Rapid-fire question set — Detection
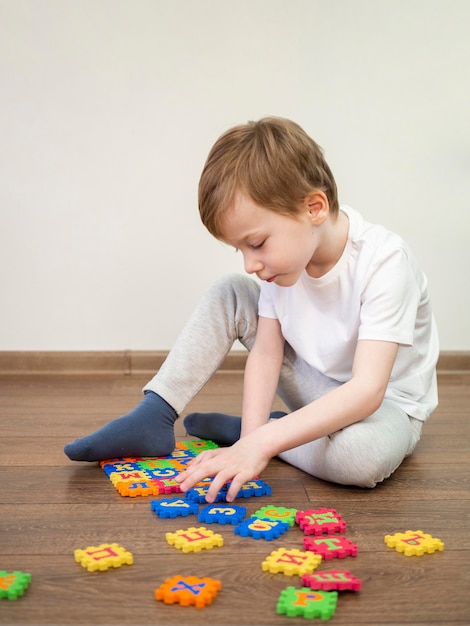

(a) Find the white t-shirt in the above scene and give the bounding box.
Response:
[258,205,439,421]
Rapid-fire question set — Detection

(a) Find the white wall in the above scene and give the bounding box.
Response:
[0,0,468,351]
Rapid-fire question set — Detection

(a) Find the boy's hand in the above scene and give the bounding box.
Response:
[175,435,271,502]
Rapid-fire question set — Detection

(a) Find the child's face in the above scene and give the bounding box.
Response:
[220,193,320,287]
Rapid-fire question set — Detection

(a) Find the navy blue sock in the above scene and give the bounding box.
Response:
[183,410,287,446]
[64,391,177,461]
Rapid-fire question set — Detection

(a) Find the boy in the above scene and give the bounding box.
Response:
[65,117,439,503]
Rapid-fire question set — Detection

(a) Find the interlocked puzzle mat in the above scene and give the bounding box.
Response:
[100,440,272,501]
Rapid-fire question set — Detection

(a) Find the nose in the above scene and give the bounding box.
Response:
[243,251,263,275]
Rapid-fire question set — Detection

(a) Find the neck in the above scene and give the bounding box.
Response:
[306,210,349,278]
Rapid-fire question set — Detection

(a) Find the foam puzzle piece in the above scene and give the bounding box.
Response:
[276,586,338,620]
[100,440,218,498]
[155,575,221,608]
[234,517,290,541]
[185,484,228,503]
[254,506,297,527]
[198,503,247,525]
[0,571,32,600]
[165,527,224,553]
[230,478,272,499]
[262,547,322,576]
[302,569,362,591]
[74,543,134,572]
[303,535,358,560]
[151,497,199,519]
[296,508,346,536]
[384,530,444,556]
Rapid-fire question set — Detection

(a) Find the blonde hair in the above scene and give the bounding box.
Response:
[198,117,339,239]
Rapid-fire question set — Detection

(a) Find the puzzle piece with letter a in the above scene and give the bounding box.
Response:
[276,586,338,620]
[384,530,444,556]
[74,542,134,572]
[262,547,322,576]
[155,575,221,608]
[0,571,32,600]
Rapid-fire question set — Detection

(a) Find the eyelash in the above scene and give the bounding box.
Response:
[251,240,265,250]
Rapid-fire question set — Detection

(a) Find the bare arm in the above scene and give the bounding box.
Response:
[177,339,399,501]
[240,315,284,437]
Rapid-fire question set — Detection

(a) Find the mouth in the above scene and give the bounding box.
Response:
[265,275,277,283]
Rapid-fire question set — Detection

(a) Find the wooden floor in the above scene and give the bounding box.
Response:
[0,371,469,625]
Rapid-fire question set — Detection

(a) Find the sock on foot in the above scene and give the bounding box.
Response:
[183,410,287,446]
[64,391,177,461]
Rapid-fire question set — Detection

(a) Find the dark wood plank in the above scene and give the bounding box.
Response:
[0,373,469,625]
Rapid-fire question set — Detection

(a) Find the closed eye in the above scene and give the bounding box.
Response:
[250,240,265,250]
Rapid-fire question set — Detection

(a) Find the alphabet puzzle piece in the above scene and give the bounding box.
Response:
[302,569,362,591]
[229,478,272,499]
[165,527,224,552]
[262,547,322,576]
[198,503,247,525]
[155,575,221,608]
[234,516,290,541]
[254,506,297,527]
[151,497,199,519]
[384,530,444,556]
[74,542,133,572]
[0,571,32,600]
[303,535,358,560]
[101,440,218,497]
[296,508,346,535]
[276,586,338,620]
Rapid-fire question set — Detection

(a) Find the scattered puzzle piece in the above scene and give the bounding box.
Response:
[74,543,134,572]
[198,503,247,525]
[302,569,362,591]
[155,575,221,608]
[234,517,290,541]
[276,586,338,620]
[0,571,32,600]
[384,530,444,556]
[254,506,297,527]
[114,480,162,497]
[303,535,358,560]
[166,527,224,552]
[151,497,199,519]
[296,508,346,535]
[262,547,322,576]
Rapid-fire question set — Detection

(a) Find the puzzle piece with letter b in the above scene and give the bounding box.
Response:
[384,530,444,556]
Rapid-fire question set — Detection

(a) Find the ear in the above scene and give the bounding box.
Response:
[304,190,329,225]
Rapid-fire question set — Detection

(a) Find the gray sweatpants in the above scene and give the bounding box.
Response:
[144,274,423,488]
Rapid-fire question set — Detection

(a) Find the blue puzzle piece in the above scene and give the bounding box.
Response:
[185,484,228,503]
[198,503,247,525]
[151,497,199,519]
[234,516,290,540]
[229,478,272,499]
